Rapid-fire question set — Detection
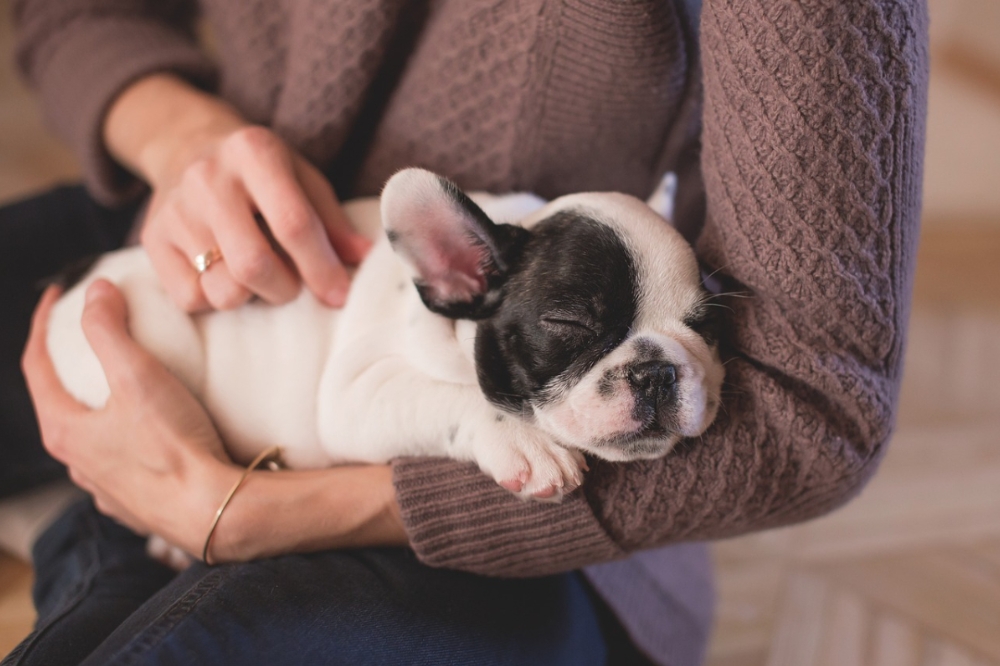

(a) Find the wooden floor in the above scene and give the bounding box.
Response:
[2,0,1000,663]
[0,557,32,657]
[707,235,1000,665]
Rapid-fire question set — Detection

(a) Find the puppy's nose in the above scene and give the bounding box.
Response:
[627,361,676,403]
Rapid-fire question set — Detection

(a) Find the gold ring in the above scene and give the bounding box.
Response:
[193,248,223,275]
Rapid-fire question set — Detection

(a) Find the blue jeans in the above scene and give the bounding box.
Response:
[1,187,649,665]
[4,500,612,666]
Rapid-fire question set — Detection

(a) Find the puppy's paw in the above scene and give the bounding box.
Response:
[473,421,587,502]
[521,445,588,502]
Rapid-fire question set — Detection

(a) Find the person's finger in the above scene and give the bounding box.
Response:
[200,178,299,306]
[21,286,89,421]
[194,254,255,311]
[164,200,256,311]
[295,156,372,266]
[144,231,211,312]
[233,132,351,306]
[80,280,168,395]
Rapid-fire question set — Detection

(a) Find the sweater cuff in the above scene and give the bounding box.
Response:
[31,16,216,206]
[392,458,625,577]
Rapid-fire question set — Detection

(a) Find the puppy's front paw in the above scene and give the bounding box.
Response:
[472,419,587,502]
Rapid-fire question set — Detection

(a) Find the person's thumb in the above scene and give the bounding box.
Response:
[81,280,156,392]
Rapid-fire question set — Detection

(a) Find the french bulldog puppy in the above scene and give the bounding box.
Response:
[46,169,724,505]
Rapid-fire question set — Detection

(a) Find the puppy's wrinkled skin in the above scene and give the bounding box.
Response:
[47,169,723,502]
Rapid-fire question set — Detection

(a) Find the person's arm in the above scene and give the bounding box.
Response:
[15,3,370,312]
[22,282,407,563]
[206,465,407,561]
[388,0,931,577]
[12,0,213,205]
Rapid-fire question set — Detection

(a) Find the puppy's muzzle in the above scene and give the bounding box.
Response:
[627,360,677,430]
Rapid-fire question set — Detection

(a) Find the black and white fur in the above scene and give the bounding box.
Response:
[47,169,724,504]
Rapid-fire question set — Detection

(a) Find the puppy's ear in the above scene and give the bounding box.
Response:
[381,169,528,319]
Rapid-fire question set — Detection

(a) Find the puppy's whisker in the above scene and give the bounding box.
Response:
[701,302,734,313]
[710,290,751,300]
[700,263,731,283]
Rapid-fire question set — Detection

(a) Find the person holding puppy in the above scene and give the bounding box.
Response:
[2,0,928,664]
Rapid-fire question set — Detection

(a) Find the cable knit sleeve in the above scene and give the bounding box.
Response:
[12,0,216,205]
[392,0,929,577]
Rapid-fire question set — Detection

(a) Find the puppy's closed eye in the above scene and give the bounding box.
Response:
[539,312,597,337]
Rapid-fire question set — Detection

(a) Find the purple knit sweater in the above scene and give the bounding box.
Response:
[14,0,929,662]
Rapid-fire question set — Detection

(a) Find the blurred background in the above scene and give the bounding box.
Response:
[1,1,999,663]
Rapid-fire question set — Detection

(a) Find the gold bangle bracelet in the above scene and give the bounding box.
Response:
[202,445,282,566]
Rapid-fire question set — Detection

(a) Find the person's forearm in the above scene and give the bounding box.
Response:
[390,0,930,578]
[103,73,247,187]
[206,463,408,563]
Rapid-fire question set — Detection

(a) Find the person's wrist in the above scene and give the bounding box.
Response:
[365,465,408,547]
[201,463,276,563]
[204,464,409,564]
[138,113,247,190]
[104,73,248,189]
[138,107,247,191]
[185,452,243,559]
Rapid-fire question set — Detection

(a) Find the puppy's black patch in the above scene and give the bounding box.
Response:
[475,210,639,411]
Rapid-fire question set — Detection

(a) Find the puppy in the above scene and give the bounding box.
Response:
[46,169,724,506]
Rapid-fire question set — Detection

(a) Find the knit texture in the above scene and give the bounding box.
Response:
[13,0,215,205]
[13,0,929,578]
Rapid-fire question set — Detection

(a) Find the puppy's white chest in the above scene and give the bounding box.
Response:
[196,292,340,467]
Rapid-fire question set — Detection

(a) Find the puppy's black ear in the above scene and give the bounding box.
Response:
[380,169,528,319]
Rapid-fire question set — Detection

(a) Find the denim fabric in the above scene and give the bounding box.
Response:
[4,500,608,666]
[2,500,176,666]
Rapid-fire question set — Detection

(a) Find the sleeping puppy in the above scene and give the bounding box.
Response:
[46,169,724,507]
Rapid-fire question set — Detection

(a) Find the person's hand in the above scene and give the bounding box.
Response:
[22,281,407,562]
[105,74,371,312]
[21,282,241,555]
[142,124,371,312]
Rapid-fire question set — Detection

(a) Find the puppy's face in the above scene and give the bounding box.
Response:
[382,170,724,461]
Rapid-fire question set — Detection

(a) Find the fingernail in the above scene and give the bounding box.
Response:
[325,286,348,307]
[85,282,106,304]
